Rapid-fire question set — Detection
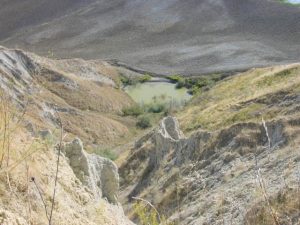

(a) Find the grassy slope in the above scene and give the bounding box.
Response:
[178,63,300,132]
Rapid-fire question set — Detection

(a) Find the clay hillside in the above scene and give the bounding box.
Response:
[1,0,300,74]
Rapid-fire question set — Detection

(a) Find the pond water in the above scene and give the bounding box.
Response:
[124,81,192,105]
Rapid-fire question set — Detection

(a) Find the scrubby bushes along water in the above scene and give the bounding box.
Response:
[167,73,225,95]
[122,95,188,129]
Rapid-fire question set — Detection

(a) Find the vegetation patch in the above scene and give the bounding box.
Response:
[122,105,145,117]
[257,67,299,88]
[122,96,177,129]
[167,73,225,95]
[245,188,300,225]
[94,148,118,161]
[133,201,174,225]
[224,103,264,126]
[136,115,152,129]
[120,74,152,86]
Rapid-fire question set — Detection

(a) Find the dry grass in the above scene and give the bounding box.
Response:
[132,199,175,225]
[178,64,300,132]
[36,67,133,113]
[246,188,300,225]
[0,91,49,224]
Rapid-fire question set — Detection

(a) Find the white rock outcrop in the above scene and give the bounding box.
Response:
[157,116,185,141]
[63,138,119,204]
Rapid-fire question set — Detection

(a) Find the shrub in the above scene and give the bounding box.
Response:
[122,105,144,117]
[167,75,182,83]
[175,78,186,89]
[121,74,152,86]
[94,148,118,161]
[139,74,152,83]
[120,76,140,86]
[136,116,151,129]
[133,201,174,225]
[168,74,222,93]
[147,103,166,113]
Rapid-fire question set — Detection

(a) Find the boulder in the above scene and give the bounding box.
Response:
[62,138,119,204]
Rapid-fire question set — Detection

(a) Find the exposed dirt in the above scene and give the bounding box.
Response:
[1,0,300,75]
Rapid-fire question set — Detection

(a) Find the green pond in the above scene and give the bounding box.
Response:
[124,81,192,105]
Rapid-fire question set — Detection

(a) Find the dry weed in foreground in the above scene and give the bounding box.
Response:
[250,118,281,225]
[0,91,64,225]
[133,196,174,225]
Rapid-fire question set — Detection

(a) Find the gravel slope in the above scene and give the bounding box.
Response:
[1,0,300,75]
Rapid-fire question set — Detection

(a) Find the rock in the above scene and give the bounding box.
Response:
[63,138,119,204]
[121,116,298,225]
[157,116,185,140]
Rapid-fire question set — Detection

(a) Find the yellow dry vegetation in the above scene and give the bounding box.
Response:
[178,63,300,132]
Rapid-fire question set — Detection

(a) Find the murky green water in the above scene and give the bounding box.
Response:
[124,82,192,105]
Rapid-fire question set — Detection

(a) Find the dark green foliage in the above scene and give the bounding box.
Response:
[167,73,224,94]
[136,116,151,129]
[120,74,152,86]
[147,103,166,113]
[120,76,138,86]
[122,102,167,117]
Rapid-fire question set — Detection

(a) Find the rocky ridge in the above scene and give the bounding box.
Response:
[120,114,300,224]
[63,138,119,204]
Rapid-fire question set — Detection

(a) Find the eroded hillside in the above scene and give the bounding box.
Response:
[1,45,300,225]
[119,65,300,225]
[0,45,140,149]
[0,46,140,225]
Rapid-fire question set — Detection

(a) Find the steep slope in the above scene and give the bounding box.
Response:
[1,0,300,74]
[119,65,300,224]
[178,63,300,131]
[0,46,137,224]
[0,45,137,149]
[0,129,133,225]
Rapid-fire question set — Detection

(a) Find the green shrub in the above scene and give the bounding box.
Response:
[147,103,166,113]
[168,74,223,93]
[175,78,186,89]
[94,148,118,161]
[122,105,144,117]
[167,75,183,83]
[136,116,151,129]
[120,76,132,85]
[121,74,152,86]
[139,74,152,83]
